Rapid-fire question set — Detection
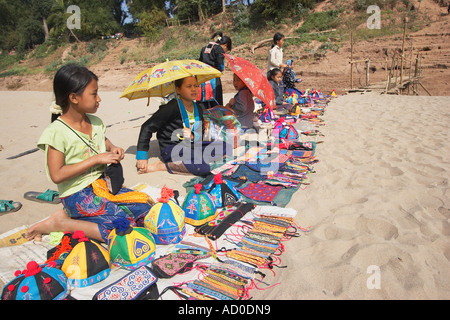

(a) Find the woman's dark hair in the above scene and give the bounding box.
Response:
[267,68,282,80]
[52,63,98,121]
[212,31,232,51]
[272,32,285,48]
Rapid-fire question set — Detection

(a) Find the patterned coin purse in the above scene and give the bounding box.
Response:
[150,253,199,279]
[93,265,159,300]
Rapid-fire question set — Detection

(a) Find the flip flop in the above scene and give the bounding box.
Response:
[0,200,22,216]
[24,189,61,204]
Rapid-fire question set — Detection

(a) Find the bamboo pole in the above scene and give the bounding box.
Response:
[350,31,354,89]
[400,20,407,94]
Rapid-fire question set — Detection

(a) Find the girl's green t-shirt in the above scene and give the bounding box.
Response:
[37,114,106,198]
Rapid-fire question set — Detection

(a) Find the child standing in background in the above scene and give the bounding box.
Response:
[225,73,255,131]
[267,32,288,74]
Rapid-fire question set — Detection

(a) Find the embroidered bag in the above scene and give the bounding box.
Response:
[93,266,159,300]
[107,218,156,270]
[150,253,198,279]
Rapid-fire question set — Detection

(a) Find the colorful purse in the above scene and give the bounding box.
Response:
[93,265,159,300]
[150,253,199,279]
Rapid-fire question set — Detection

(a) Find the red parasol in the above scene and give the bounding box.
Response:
[224,54,276,109]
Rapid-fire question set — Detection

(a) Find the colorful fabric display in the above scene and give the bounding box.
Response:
[195,202,255,240]
[230,164,264,183]
[93,266,159,300]
[59,230,110,288]
[183,183,217,226]
[151,253,200,279]
[144,186,186,245]
[107,218,156,270]
[1,261,69,300]
[238,183,282,204]
[207,173,241,208]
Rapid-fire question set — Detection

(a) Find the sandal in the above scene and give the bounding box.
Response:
[24,189,61,204]
[0,200,22,215]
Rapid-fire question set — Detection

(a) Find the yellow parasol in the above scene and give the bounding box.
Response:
[120,59,221,103]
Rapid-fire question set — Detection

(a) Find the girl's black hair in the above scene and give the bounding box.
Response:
[52,63,98,122]
[267,68,282,80]
[271,32,285,48]
[212,31,232,51]
[174,76,197,89]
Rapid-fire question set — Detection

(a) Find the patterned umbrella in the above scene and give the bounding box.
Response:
[144,186,186,245]
[224,54,276,109]
[120,59,222,101]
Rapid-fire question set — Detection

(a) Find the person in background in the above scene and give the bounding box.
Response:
[267,32,288,75]
[225,73,255,131]
[198,31,232,108]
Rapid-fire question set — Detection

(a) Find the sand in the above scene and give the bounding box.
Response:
[0,90,449,299]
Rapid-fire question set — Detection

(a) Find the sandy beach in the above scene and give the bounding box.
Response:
[0,90,449,299]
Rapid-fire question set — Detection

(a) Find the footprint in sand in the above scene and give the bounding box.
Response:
[356,216,399,240]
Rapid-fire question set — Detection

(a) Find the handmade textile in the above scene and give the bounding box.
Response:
[182,184,217,226]
[206,173,241,208]
[151,253,200,279]
[93,266,159,300]
[92,179,151,204]
[107,218,156,270]
[195,202,255,240]
[60,231,110,288]
[144,186,186,245]
[1,261,69,300]
[61,184,151,242]
[230,164,264,183]
[238,183,282,203]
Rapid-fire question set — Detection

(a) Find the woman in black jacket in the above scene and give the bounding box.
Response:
[136,76,230,176]
[198,31,232,109]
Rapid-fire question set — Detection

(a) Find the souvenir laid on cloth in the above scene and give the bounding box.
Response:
[238,183,282,204]
[183,183,217,226]
[151,252,206,279]
[58,231,110,288]
[230,164,265,183]
[206,173,241,208]
[195,202,255,240]
[144,186,186,245]
[1,261,69,300]
[93,265,159,300]
[107,218,156,270]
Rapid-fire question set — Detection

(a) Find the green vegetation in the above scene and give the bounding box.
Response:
[0,0,429,76]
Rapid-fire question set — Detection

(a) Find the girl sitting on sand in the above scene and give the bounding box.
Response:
[136,76,230,176]
[225,73,255,131]
[26,64,152,242]
[268,68,292,113]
